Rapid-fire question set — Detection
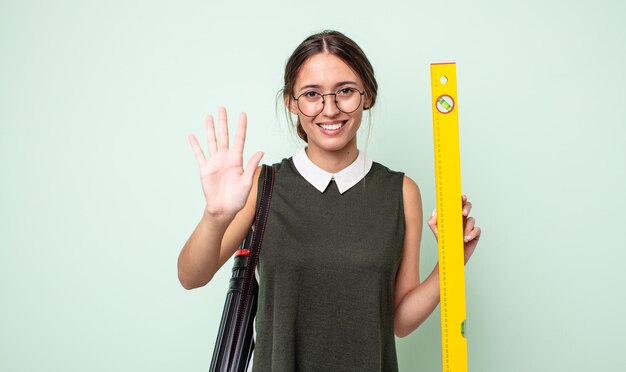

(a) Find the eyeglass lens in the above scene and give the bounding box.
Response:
[297,89,363,117]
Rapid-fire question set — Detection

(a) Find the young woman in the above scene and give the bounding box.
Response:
[178,30,481,371]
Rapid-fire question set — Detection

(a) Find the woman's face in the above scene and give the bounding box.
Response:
[290,53,371,155]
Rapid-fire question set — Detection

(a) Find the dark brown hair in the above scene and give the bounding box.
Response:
[283,30,378,142]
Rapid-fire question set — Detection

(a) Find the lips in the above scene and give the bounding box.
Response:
[317,121,347,132]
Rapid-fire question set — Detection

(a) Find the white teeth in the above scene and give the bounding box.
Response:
[319,123,343,130]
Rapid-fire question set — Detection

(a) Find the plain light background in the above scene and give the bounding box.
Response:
[1,0,625,371]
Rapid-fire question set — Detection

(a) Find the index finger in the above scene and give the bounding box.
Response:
[233,112,247,155]
[462,201,472,217]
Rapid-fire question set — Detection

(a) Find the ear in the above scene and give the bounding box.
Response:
[363,95,373,110]
[285,95,299,115]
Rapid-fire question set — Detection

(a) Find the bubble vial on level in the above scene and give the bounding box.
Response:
[439,98,452,110]
[436,95,454,114]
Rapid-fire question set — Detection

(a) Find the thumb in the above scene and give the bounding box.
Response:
[243,151,265,180]
[428,208,438,236]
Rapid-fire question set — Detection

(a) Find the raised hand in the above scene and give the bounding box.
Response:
[188,107,264,220]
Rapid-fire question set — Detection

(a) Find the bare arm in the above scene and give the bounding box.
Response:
[177,107,264,289]
[177,171,260,289]
[392,177,481,337]
[392,176,436,337]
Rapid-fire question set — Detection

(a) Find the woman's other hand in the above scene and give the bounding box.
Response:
[427,195,481,264]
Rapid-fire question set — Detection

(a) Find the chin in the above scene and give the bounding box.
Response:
[309,136,358,153]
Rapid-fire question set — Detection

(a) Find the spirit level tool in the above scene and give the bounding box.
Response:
[430,62,468,372]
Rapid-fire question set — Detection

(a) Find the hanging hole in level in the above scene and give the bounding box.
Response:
[440,76,448,84]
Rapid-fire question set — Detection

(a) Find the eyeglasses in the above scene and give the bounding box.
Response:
[292,88,365,117]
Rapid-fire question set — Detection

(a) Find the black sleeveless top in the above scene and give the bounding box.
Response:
[253,158,406,372]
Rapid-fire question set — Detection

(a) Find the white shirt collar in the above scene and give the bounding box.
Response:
[292,148,373,194]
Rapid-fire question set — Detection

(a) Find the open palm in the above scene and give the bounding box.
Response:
[189,107,264,218]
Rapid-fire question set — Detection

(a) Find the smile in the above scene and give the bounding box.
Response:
[317,121,346,131]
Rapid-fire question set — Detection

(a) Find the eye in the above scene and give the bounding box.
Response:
[337,87,357,96]
[303,91,320,97]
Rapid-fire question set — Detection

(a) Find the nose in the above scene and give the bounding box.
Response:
[320,94,341,117]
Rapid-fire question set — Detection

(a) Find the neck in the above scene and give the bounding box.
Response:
[305,142,359,173]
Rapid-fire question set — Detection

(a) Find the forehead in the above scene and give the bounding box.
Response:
[295,53,362,89]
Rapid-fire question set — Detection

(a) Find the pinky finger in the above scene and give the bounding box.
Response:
[188,134,207,165]
[464,226,481,243]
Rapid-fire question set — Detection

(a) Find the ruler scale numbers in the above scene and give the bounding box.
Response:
[430,62,468,372]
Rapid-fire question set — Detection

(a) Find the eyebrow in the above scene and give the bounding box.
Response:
[298,81,360,92]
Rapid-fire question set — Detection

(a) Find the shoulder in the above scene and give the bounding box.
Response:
[401,175,423,222]
[371,161,404,177]
[402,175,421,200]
[264,157,294,176]
[369,162,405,188]
[256,158,292,183]
[368,162,419,195]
